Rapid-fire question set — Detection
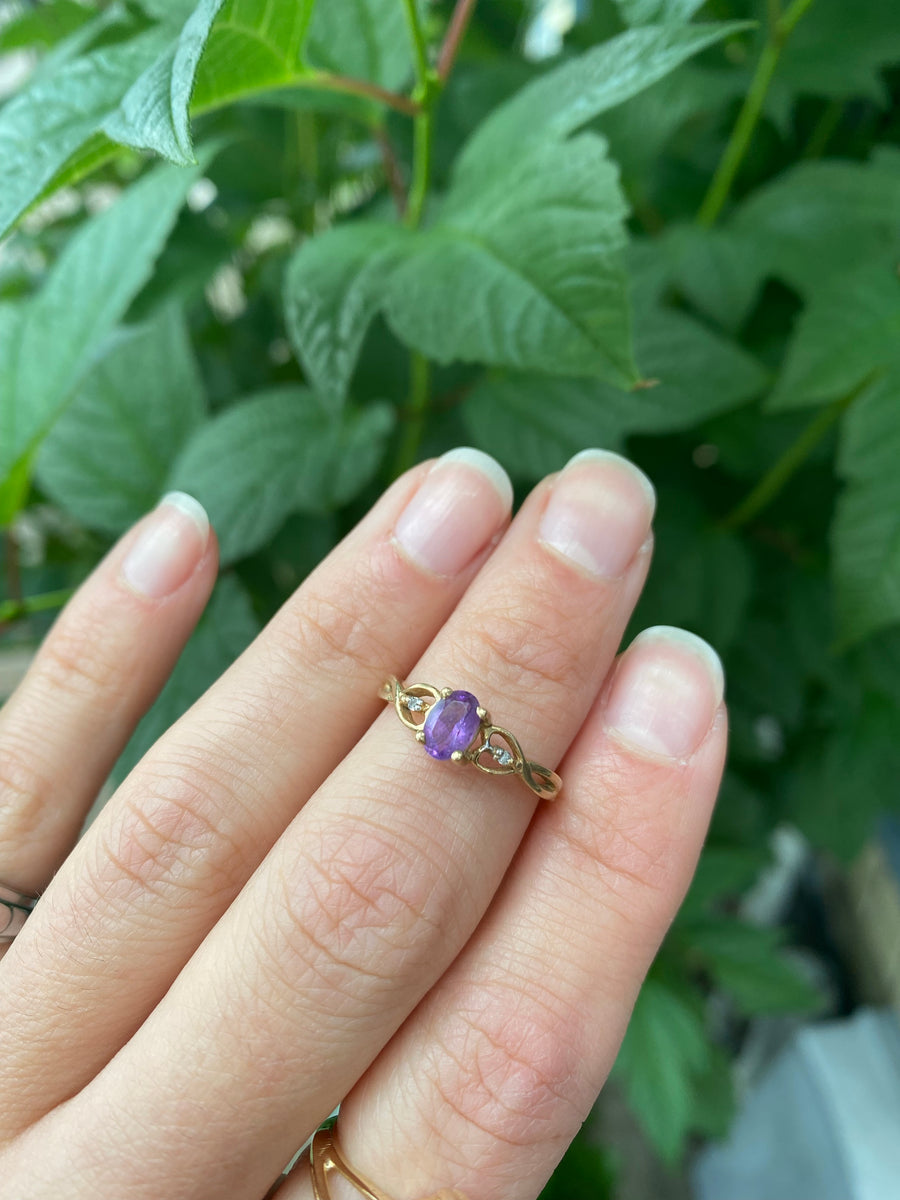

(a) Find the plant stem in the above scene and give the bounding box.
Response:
[390,0,468,478]
[720,379,873,532]
[0,587,74,625]
[438,0,479,79]
[392,351,432,479]
[390,0,478,477]
[304,71,420,116]
[405,107,434,229]
[697,0,817,227]
[374,126,407,216]
[401,0,431,82]
[802,97,843,159]
[4,528,22,605]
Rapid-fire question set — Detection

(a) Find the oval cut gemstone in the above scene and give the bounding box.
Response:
[423,690,481,760]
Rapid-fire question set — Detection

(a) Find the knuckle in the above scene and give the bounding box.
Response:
[88,756,255,910]
[35,607,128,703]
[264,816,454,1017]
[281,577,394,685]
[16,872,119,996]
[0,736,50,844]
[423,986,584,1162]
[552,751,682,922]
[462,588,590,703]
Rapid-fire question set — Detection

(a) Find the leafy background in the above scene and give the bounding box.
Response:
[1,0,899,1191]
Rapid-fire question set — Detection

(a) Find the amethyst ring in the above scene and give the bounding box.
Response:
[380,676,561,800]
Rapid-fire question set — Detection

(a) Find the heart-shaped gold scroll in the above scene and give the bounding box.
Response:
[379,676,562,800]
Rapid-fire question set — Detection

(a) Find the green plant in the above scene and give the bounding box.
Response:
[1,0,899,1183]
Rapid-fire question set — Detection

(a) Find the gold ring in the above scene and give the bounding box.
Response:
[308,1126,468,1200]
[309,1126,392,1200]
[380,676,561,800]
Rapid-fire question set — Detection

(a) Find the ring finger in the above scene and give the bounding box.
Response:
[276,626,728,1200]
[11,450,656,1199]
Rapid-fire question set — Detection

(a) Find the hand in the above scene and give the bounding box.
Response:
[0,447,727,1200]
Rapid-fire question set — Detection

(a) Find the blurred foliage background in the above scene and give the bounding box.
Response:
[1,0,899,1192]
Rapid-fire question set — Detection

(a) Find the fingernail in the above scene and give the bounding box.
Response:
[393,448,513,576]
[121,492,210,599]
[538,449,655,579]
[605,626,725,759]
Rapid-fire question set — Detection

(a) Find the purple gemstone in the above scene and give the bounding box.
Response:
[423,690,482,760]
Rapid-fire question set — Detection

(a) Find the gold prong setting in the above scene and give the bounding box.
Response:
[380,675,562,800]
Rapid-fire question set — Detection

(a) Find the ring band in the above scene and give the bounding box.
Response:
[309,1126,468,1200]
[310,1126,392,1200]
[380,676,562,800]
[0,881,39,944]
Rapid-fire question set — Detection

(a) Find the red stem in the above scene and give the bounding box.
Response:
[375,127,408,216]
[437,0,479,80]
[310,72,421,116]
[4,529,21,605]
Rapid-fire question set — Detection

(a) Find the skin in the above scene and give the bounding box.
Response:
[0,448,727,1200]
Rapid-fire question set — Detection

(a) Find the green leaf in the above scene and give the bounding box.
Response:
[284,222,410,410]
[35,132,123,205]
[456,21,749,185]
[660,223,764,332]
[0,445,35,528]
[833,372,900,644]
[388,135,636,387]
[306,0,420,90]
[614,978,710,1163]
[140,0,200,22]
[733,157,900,305]
[102,0,227,165]
[784,695,900,857]
[687,919,822,1016]
[681,845,769,918]
[597,63,746,186]
[113,574,260,782]
[659,157,900,330]
[463,306,766,475]
[0,0,95,51]
[538,1136,616,1200]
[615,0,708,25]
[776,0,900,105]
[688,1046,736,1141]
[191,0,317,113]
[36,307,206,532]
[769,264,900,411]
[632,488,753,653]
[0,160,201,492]
[168,388,394,564]
[854,626,900,709]
[292,136,642,394]
[728,617,808,750]
[0,26,169,237]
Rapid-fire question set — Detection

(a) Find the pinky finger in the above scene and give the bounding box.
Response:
[0,493,216,900]
[274,625,727,1200]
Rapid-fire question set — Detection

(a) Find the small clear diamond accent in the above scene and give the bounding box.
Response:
[405,695,426,712]
[491,746,514,767]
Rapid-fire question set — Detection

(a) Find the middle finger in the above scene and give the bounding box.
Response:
[18,450,656,1199]
[0,449,511,1134]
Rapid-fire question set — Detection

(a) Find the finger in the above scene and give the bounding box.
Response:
[0,492,216,896]
[24,450,658,1199]
[276,626,728,1200]
[0,449,513,1134]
